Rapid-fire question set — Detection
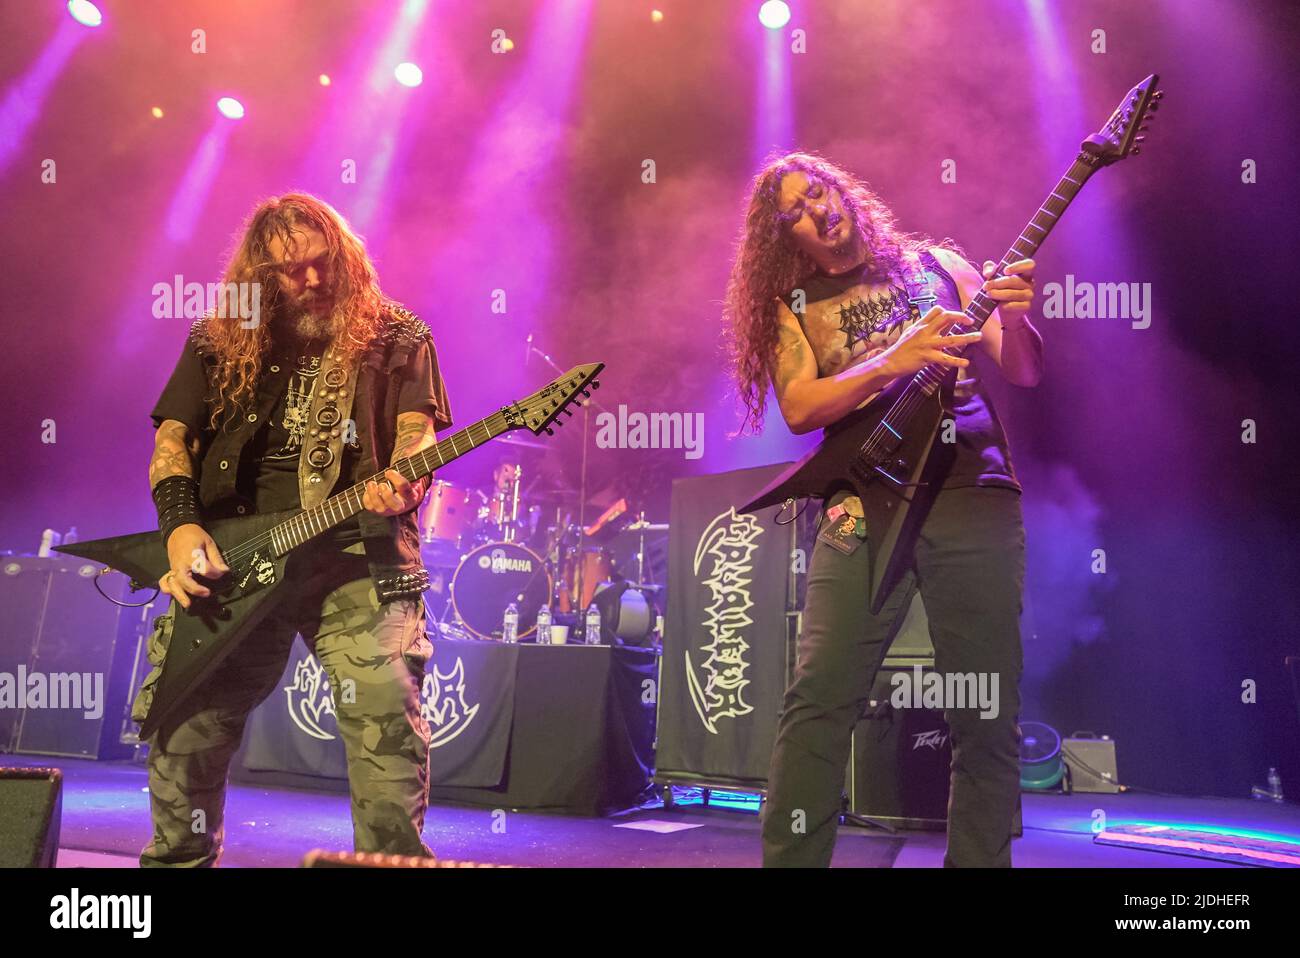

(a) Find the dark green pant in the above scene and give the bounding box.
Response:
[136,545,433,867]
[761,485,1025,867]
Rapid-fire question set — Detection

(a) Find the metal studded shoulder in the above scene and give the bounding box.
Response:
[188,315,216,357]
[382,302,433,350]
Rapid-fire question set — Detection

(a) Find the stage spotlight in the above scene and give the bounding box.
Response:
[216,96,245,119]
[394,62,423,87]
[319,73,331,86]
[651,9,664,22]
[67,0,103,27]
[758,0,790,30]
[150,107,163,119]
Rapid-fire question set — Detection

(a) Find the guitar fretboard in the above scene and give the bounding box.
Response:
[224,408,516,567]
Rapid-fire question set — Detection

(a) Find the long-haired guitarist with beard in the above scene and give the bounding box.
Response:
[725,152,1043,867]
[139,193,452,866]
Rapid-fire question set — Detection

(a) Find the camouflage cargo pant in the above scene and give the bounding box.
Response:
[135,544,433,867]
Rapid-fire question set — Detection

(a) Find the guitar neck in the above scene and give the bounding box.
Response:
[268,408,516,554]
[909,153,1100,395]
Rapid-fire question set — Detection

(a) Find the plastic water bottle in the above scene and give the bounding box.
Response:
[535,603,552,645]
[1268,767,1283,801]
[585,603,602,645]
[63,526,79,545]
[502,602,519,644]
[38,528,61,558]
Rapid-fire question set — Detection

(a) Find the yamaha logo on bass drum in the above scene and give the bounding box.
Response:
[478,548,535,574]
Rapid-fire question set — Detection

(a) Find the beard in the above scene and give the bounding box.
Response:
[278,295,343,343]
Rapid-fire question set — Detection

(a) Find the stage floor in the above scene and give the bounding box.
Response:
[6,754,1297,868]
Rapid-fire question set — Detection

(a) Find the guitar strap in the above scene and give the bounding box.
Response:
[297,345,360,510]
[900,251,958,403]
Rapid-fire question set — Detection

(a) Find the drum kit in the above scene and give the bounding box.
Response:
[418,437,666,646]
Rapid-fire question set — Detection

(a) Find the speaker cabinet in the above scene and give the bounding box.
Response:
[0,555,146,758]
[847,666,1023,834]
[1063,736,1120,793]
[0,767,63,867]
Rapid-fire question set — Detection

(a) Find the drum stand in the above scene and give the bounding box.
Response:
[528,339,609,616]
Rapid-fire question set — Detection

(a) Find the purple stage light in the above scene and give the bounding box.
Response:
[216,96,245,119]
[758,1,790,30]
[66,0,103,28]
[394,62,423,87]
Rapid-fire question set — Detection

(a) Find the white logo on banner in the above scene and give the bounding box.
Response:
[685,507,762,733]
[284,655,336,740]
[421,657,480,748]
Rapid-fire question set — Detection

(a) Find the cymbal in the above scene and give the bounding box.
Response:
[528,487,579,500]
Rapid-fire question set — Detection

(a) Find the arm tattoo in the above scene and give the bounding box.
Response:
[773,324,806,392]
[149,421,200,487]
[391,412,437,464]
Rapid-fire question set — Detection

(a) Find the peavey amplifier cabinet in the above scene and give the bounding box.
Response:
[846,665,1022,833]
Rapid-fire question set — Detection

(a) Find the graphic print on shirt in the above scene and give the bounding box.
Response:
[834,286,917,353]
[266,352,322,461]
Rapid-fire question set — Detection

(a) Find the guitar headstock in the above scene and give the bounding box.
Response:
[508,362,604,436]
[1082,73,1163,166]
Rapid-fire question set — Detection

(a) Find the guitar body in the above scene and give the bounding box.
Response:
[741,377,954,613]
[57,510,296,739]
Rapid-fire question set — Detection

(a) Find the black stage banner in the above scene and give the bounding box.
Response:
[236,637,653,812]
[657,463,794,789]
[237,636,518,789]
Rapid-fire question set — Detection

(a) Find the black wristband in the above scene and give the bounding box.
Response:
[152,475,203,547]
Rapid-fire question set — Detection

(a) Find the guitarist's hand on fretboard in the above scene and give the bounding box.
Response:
[363,468,426,517]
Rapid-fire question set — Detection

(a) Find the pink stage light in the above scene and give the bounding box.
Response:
[216,96,245,119]
[394,62,423,87]
[66,0,103,28]
[758,1,790,30]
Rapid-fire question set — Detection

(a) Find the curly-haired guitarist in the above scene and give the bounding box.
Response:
[725,152,1042,867]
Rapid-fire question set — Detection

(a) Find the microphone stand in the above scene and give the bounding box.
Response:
[527,340,609,624]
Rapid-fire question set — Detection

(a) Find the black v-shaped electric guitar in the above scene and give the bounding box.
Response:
[58,363,603,739]
[741,74,1164,613]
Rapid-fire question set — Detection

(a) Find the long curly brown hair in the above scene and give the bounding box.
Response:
[203,193,388,430]
[723,151,958,434]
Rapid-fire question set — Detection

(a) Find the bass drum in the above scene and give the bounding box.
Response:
[451,542,553,641]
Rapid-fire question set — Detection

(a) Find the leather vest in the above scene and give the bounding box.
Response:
[189,306,437,600]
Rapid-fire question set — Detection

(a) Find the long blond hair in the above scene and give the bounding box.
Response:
[203,193,388,430]
[723,152,956,434]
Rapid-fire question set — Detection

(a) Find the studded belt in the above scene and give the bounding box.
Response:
[375,568,430,603]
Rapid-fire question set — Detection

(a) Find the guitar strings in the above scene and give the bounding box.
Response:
[221,410,512,568]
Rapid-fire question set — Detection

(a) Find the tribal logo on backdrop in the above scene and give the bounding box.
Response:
[421,657,480,748]
[685,507,762,733]
[284,654,337,741]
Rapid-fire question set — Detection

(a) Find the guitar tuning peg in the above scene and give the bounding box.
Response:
[563,407,575,417]
[1135,135,1146,142]
[546,427,555,436]
[1131,147,1141,155]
